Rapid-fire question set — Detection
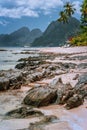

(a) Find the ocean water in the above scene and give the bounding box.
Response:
[0,47,39,70]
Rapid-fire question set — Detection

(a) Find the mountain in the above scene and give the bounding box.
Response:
[0,27,42,47]
[31,17,80,47]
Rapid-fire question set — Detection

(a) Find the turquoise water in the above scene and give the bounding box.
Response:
[0,47,39,70]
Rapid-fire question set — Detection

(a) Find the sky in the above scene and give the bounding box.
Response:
[0,0,83,34]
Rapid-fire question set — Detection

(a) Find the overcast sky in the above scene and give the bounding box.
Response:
[0,0,83,34]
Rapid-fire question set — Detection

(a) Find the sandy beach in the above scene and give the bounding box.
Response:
[0,46,87,130]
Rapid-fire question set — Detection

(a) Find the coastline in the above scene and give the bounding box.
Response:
[0,46,87,130]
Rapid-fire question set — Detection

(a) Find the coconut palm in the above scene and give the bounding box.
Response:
[81,0,87,32]
[58,11,68,23]
[64,2,76,17]
[58,2,76,23]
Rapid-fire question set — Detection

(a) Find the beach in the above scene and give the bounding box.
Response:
[0,46,87,130]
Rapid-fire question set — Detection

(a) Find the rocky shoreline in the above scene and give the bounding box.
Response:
[0,47,87,130]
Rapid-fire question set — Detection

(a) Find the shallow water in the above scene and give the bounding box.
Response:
[0,47,39,70]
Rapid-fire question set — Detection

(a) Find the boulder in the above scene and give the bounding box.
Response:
[9,71,24,89]
[65,94,84,109]
[0,77,9,91]
[29,115,58,130]
[23,86,57,107]
[75,74,87,87]
[0,70,25,91]
[6,107,44,118]
[15,62,27,69]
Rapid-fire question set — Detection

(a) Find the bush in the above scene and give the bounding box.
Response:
[70,32,87,46]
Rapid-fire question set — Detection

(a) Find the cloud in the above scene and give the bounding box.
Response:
[16,0,63,9]
[72,1,82,15]
[0,6,39,18]
[0,0,82,18]
[0,0,63,18]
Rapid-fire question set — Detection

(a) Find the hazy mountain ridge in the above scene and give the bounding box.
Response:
[0,27,42,47]
[31,17,80,47]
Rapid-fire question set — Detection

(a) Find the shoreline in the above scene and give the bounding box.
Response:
[0,46,87,130]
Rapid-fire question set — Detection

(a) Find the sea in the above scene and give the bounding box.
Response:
[0,47,39,70]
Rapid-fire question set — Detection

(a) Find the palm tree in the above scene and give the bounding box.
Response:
[58,11,68,23]
[64,2,76,17]
[58,2,76,23]
[81,0,87,32]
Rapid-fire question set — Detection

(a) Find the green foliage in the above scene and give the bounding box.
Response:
[58,2,75,23]
[58,1,87,46]
[58,11,68,23]
[80,0,87,33]
[70,32,87,46]
[64,2,76,17]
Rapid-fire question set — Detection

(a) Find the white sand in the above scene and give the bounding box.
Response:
[40,46,87,54]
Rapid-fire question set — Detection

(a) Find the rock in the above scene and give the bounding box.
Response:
[65,94,84,109]
[0,49,7,51]
[23,74,87,109]
[29,115,58,130]
[75,74,87,87]
[60,90,74,104]
[15,62,27,69]
[67,55,87,61]
[50,78,73,103]
[0,69,25,91]
[74,74,87,97]
[27,72,43,82]
[77,84,87,98]
[63,74,87,109]
[23,86,57,107]
[0,77,9,91]
[9,71,25,89]
[73,74,79,80]
[78,63,87,69]
[61,63,76,69]
[6,107,44,118]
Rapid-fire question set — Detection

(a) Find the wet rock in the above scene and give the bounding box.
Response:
[60,90,74,104]
[65,94,84,109]
[75,74,87,87]
[6,107,44,118]
[61,63,76,69]
[15,62,27,69]
[20,51,35,54]
[23,86,57,107]
[29,115,58,130]
[27,72,43,82]
[0,77,9,91]
[16,56,47,70]
[50,78,72,99]
[58,74,87,109]
[78,63,87,69]
[23,74,87,109]
[56,84,73,104]
[0,70,25,91]
[0,49,7,51]
[74,74,87,98]
[77,84,87,98]
[8,71,25,89]
[68,55,87,61]
[73,74,79,80]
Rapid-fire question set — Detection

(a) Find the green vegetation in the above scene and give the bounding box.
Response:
[58,2,76,23]
[81,0,87,33]
[58,0,87,46]
[58,11,68,23]
[70,32,87,46]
